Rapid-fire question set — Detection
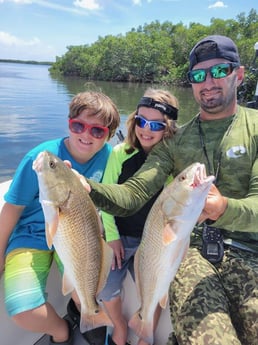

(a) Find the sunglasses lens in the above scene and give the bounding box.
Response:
[135,117,146,128]
[188,69,206,83]
[211,64,231,79]
[69,121,85,133]
[135,116,165,132]
[149,122,166,131]
[90,127,106,139]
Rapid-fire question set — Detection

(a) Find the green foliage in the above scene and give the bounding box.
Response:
[49,9,258,103]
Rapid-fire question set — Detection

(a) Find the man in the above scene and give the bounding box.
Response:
[87,36,258,344]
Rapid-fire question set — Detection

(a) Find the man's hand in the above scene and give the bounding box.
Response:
[107,239,125,270]
[198,184,228,224]
[64,160,91,192]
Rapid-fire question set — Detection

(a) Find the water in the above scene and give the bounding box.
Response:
[0,62,198,182]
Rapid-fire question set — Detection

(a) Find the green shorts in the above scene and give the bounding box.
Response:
[4,248,63,316]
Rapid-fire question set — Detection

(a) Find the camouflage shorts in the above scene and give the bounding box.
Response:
[166,246,258,345]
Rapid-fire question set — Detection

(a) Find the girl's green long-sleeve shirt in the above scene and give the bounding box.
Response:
[101,143,137,242]
[90,106,258,252]
[101,143,166,242]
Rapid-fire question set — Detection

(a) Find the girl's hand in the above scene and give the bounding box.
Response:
[107,239,125,270]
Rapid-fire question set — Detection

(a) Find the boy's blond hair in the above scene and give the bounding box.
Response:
[69,91,120,139]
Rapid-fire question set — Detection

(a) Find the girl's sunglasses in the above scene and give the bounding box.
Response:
[69,119,109,139]
[187,62,240,84]
[134,115,166,132]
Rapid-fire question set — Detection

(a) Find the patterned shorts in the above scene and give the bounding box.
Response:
[4,248,63,316]
[167,246,258,345]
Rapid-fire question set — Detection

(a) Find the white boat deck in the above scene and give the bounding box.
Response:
[0,180,172,345]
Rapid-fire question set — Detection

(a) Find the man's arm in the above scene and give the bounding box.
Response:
[88,140,173,216]
[213,156,258,233]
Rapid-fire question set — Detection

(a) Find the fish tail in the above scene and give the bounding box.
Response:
[79,308,113,333]
[128,311,154,344]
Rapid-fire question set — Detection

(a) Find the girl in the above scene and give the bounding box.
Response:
[99,88,179,345]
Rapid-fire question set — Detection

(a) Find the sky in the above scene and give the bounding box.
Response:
[0,0,257,62]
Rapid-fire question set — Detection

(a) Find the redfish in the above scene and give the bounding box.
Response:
[32,150,113,333]
[128,163,215,343]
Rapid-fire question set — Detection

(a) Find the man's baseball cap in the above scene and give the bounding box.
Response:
[189,35,240,70]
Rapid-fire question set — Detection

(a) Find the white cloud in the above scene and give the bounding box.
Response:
[132,0,152,5]
[0,31,57,61]
[73,0,101,10]
[132,0,142,5]
[0,0,101,14]
[12,0,32,3]
[208,1,228,9]
[0,0,32,3]
[0,31,40,46]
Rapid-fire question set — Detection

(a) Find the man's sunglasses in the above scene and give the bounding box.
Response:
[187,63,240,84]
[134,115,166,132]
[69,119,109,139]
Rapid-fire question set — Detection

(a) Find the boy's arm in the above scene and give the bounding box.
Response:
[0,203,25,276]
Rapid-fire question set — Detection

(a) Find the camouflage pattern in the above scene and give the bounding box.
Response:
[167,245,258,345]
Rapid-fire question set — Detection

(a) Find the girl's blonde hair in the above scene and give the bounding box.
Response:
[125,88,178,153]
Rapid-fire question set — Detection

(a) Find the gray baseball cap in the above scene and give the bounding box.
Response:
[189,35,240,70]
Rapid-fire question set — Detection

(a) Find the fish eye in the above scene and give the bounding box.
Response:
[179,174,186,181]
[49,160,56,169]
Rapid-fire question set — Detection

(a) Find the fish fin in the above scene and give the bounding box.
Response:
[42,201,59,248]
[128,311,154,344]
[45,222,53,248]
[162,223,178,245]
[197,214,207,225]
[181,241,190,262]
[96,238,113,294]
[62,273,74,296]
[159,292,168,309]
[96,212,105,236]
[71,168,89,191]
[133,248,142,302]
[79,307,113,333]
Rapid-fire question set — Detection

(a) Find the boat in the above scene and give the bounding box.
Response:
[0,179,173,345]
